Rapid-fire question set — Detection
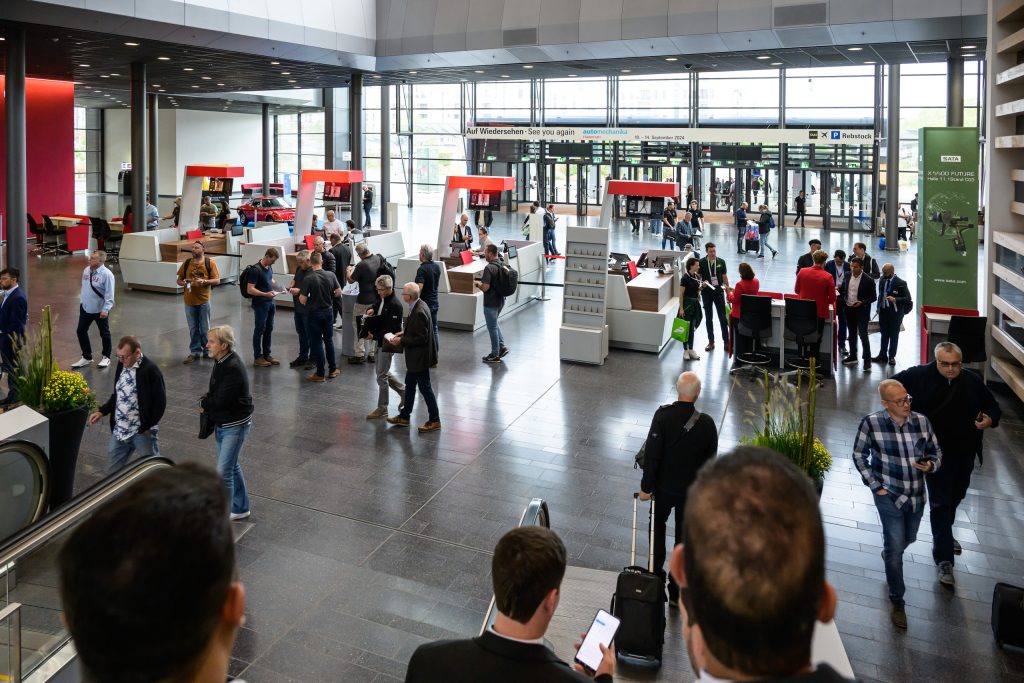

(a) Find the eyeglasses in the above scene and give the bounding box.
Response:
[116,352,136,362]
[883,395,913,407]
[937,361,962,369]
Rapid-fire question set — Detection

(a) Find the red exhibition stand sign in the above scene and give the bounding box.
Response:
[180,164,244,231]
[436,175,514,256]
[294,169,364,239]
[599,180,679,226]
[920,305,979,364]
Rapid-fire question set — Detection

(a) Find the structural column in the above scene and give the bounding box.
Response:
[885,64,900,247]
[5,26,27,290]
[148,93,159,202]
[349,73,364,225]
[380,83,391,227]
[130,62,147,234]
[947,57,965,127]
[871,64,883,233]
[261,103,271,196]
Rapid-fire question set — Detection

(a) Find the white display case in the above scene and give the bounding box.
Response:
[559,226,610,364]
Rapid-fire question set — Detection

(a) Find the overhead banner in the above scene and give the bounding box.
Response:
[464,125,875,146]
[917,127,979,309]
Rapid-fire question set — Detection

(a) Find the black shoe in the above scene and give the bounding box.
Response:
[888,358,896,366]
[347,356,366,365]
[953,538,962,555]
[842,355,858,366]
[482,354,502,364]
[289,356,308,368]
[872,355,887,363]
[498,345,510,358]
[863,360,872,371]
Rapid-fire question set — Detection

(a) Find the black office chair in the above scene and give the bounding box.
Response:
[89,216,105,242]
[100,221,122,263]
[947,315,988,364]
[41,215,69,255]
[731,295,774,379]
[783,297,822,373]
[27,213,46,254]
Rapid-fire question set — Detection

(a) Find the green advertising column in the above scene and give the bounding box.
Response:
[917,127,980,309]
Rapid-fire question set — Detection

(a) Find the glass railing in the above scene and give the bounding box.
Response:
[479,498,550,635]
[0,456,174,683]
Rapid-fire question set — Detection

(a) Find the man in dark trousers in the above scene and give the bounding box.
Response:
[363,274,406,419]
[328,232,353,329]
[824,250,851,357]
[405,526,614,683]
[852,242,880,280]
[0,267,28,406]
[734,202,748,254]
[298,251,342,383]
[838,257,876,371]
[795,239,822,274]
[362,183,374,227]
[639,371,718,604]
[387,283,441,433]
[793,250,837,362]
[894,342,1000,587]
[795,189,807,227]
[698,243,730,352]
[873,263,913,366]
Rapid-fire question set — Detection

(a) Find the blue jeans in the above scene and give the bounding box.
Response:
[294,309,310,360]
[483,303,505,356]
[543,228,557,256]
[185,302,211,356]
[216,421,251,515]
[873,492,925,605]
[107,429,160,473]
[401,369,439,423]
[650,218,661,235]
[429,304,440,351]
[306,308,336,376]
[758,234,775,256]
[252,302,275,358]
[363,205,372,226]
[661,235,677,250]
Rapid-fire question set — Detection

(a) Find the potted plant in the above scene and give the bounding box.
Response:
[741,359,832,493]
[14,305,95,509]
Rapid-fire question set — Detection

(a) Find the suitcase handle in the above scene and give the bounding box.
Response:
[630,492,655,572]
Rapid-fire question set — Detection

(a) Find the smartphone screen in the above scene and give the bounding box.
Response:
[574,609,620,674]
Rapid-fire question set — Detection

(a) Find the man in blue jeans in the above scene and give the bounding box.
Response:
[853,378,941,630]
[176,241,221,364]
[475,245,510,364]
[246,248,280,368]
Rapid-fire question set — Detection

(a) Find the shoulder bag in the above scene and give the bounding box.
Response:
[634,410,703,470]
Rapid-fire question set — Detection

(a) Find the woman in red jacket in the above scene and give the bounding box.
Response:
[728,262,760,355]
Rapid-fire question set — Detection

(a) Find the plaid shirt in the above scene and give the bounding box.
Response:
[853,409,942,512]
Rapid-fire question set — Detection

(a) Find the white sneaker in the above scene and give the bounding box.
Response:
[70,357,91,369]
[229,511,251,521]
[97,357,111,368]
[333,321,344,330]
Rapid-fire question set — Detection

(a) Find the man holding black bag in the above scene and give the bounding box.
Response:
[364,274,406,419]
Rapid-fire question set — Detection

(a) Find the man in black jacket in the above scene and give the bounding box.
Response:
[795,239,822,275]
[893,342,1001,587]
[669,448,852,683]
[405,526,614,683]
[639,371,718,603]
[838,257,877,370]
[329,232,354,329]
[872,263,912,366]
[364,274,406,419]
[388,283,440,433]
[851,242,880,280]
[88,335,166,472]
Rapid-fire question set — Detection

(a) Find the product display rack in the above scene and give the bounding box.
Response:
[559,225,611,365]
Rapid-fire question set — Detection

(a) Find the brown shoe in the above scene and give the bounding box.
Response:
[306,373,326,383]
[347,356,366,365]
[418,421,441,433]
[328,369,341,379]
[253,357,272,367]
[264,355,281,366]
[386,416,410,426]
[367,407,388,419]
[890,604,907,629]
[183,354,197,364]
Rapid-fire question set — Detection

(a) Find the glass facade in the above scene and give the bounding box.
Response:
[74,107,102,194]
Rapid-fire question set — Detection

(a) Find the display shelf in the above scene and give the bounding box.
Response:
[993,294,1024,328]
[995,135,1024,148]
[998,27,1024,53]
[1012,201,1024,217]
[564,253,607,260]
[996,62,1024,85]
[565,281,605,288]
[996,99,1024,117]
[994,229,1024,253]
[561,225,611,364]
[999,0,1024,22]
[992,356,1024,404]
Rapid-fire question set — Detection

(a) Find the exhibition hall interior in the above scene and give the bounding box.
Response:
[3,0,1024,681]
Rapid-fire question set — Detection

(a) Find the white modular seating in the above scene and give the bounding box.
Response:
[606,275,679,354]
[120,227,241,294]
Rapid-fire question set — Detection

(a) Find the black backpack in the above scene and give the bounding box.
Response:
[490,261,519,297]
[182,256,212,278]
[239,263,260,299]
[375,255,396,282]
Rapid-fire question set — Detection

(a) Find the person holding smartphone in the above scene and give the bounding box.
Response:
[852,379,942,630]
[405,527,615,682]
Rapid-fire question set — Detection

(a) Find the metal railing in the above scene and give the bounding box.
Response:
[479,498,550,635]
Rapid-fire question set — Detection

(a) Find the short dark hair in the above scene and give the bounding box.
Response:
[346,219,356,230]
[808,239,821,247]
[683,447,825,677]
[853,242,867,251]
[1,267,20,280]
[117,335,141,353]
[264,247,279,260]
[193,240,205,248]
[492,527,567,623]
[833,249,846,260]
[310,251,323,265]
[704,242,715,250]
[685,257,699,271]
[485,244,499,257]
[329,232,341,243]
[849,256,864,267]
[738,262,755,281]
[59,464,235,683]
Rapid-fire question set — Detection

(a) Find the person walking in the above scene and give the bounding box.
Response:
[201,325,254,521]
[415,244,442,352]
[88,336,166,472]
[660,199,677,250]
[873,263,913,366]
[838,257,876,371]
[824,250,851,357]
[246,248,281,368]
[638,371,718,604]
[853,379,941,629]
[476,244,510,363]
[0,268,27,406]
[364,275,406,418]
[698,243,730,352]
[795,190,806,227]
[387,284,440,433]
[299,251,342,383]
[893,342,1001,587]
[143,194,160,230]
[679,257,704,361]
[543,204,560,259]
[287,250,314,370]
[72,251,116,370]
[734,202,748,254]
[362,184,374,227]
[348,243,384,364]
[757,204,778,259]
[176,240,221,364]
[163,196,181,227]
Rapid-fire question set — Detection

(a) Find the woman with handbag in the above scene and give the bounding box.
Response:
[200,325,255,521]
[679,257,704,361]
[757,204,778,259]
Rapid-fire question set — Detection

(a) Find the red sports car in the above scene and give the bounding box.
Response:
[237,196,296,225]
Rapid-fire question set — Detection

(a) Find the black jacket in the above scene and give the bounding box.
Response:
[837,273,877,310]
[330,242,354,280]
[876,274,912,316]
[858,253,881,280]
[317,248,336,274]
[364,292,404,348]
[405,631,610,683]
[0,285,28,358]
[99,355,166,434]
[403,299,438,372]
[640,401,718,496]
[796,252,815,275]
[200,352,254,426]
[743,664,853,683]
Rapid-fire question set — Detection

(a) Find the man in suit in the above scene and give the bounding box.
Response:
[387,283,441,433]
[698,243,730,352]
[873,263,913,366]
[405,526,615,683]
[0,268,28,406]
[824,250,851,356]
[852,242,880,280]
[838,257,877,371]
[795,239,822,275]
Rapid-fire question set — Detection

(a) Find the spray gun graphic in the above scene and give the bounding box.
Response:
[929,210,975,256]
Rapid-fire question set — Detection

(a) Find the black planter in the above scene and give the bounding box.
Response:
[46,405,89,510]
[814,476,824,499]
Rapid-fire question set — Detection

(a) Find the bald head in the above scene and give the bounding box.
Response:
[402,282,420,300]
[676,372,701,401]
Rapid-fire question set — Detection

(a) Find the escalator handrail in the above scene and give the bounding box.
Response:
[0,455,175,568]
[480,497,550,635]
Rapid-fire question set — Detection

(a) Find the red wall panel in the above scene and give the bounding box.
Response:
[0,77,76,235]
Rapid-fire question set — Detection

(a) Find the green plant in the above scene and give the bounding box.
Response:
[741,359,833,481]
[14,305,94,413]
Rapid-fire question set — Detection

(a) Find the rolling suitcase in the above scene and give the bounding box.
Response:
[992,582,1024,647]
[610,492,664,669]
[745,238,760,253]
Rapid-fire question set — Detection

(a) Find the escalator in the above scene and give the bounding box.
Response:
[0,456,174,683]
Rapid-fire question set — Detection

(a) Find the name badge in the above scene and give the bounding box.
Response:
[710,276,719,287]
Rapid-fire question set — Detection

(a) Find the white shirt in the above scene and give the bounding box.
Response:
[846,272,862,307]
[323,219,346,235]
[487,625,545,646]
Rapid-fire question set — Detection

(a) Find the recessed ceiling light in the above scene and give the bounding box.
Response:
[408,71,417,74]
[771,62,783,66]
[848,47,863,52]
[110,73,120,76]
[962,44,977,49]
[963,53,976,57]
[756,55,770,60]
[568,74,577,77]
[270,61,280,65]
[500,74,509,78]
[474,70,484,74]
[372,75,382,79]
[158,89,165,92]
[523,65,533,69]
[79,63,90,67]
[124,42,139,46]
[157,56,170,61]
[666,57,678,62]
[202,76,211,80]
[281,71,291,75]
[183,67,194,71]
[191,85,199,88]
[621,69,631,73]
[288,79,297,83]
[100,75,109,78]
[864,60,876,64]
[293,85,301,88]
[217,83,225,86]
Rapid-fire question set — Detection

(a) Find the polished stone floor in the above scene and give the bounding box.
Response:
[35,194,1024,681]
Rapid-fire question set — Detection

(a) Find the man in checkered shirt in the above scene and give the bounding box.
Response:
[853,378,941,631]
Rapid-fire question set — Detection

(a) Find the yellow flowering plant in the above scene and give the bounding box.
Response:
[41,370,94,413]
[14,305,95,413]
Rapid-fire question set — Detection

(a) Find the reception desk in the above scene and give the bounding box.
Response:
[607,269,679,353]
[121,227,241,293]
[160,235,227,262]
